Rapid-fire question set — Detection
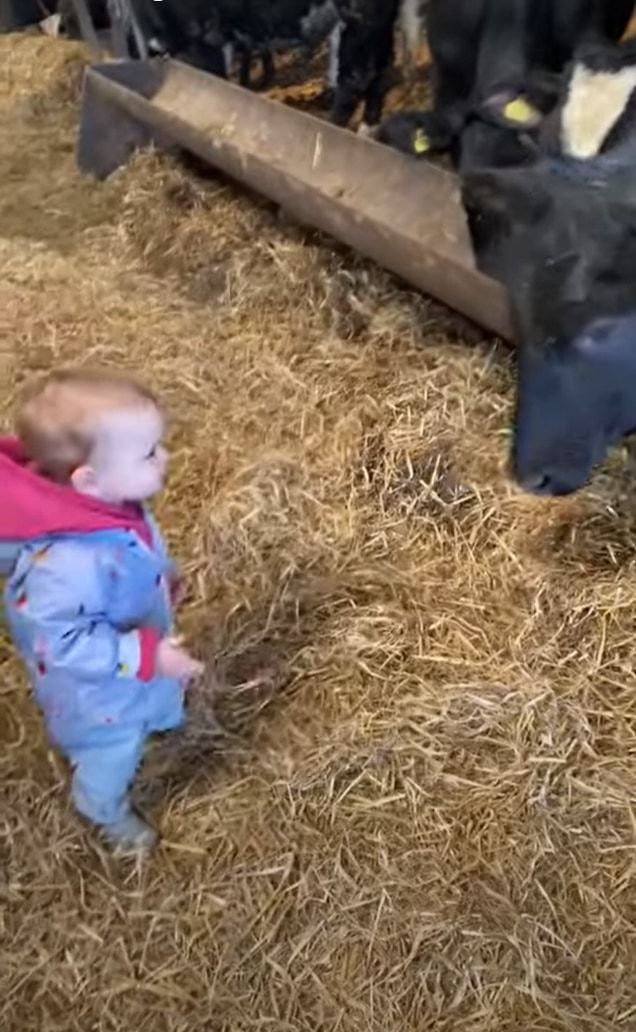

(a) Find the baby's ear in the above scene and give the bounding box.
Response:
[70,465,98,496]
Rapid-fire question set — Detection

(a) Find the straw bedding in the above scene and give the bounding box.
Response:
[2,33,636,1032]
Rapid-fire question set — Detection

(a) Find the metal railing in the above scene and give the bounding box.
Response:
[69,0,147,60]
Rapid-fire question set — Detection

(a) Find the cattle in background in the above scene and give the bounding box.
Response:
[329,0,400,125]
[125,0,228,74]
[462,35,636,495]
[198,1,341,92]
[375,0,635,170]
[129,0,401,128]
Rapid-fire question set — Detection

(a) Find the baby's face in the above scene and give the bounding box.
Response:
[87,405,168,505]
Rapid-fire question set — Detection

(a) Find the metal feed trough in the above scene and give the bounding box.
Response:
[70,0,512,337]
[13,0,507,338]
[78,58,512,339]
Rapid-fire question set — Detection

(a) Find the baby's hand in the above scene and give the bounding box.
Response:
[157,637,203,684]
[169,572,188,608]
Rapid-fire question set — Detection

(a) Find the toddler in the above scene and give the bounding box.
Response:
[0,368,202,851]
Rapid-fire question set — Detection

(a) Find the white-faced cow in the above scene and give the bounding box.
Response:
[376,0,635,170]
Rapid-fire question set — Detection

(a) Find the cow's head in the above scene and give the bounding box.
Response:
[375,92,545,171]
[462,162,636,495]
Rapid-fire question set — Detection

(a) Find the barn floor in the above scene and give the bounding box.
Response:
[3,33,636,1032]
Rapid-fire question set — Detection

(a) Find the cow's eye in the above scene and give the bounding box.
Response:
[573,318,627,357]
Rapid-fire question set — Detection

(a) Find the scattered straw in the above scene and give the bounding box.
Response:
[2,32,636,1032]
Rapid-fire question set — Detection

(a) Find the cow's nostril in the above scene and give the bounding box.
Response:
[519,472,552,495]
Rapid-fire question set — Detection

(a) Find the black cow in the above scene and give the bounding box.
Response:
[130,0,401,127]
[218,1,340,91]
[330,0,401,125]
[129,1,339,88]
[125,0,228,74]
[463,35,636,495]
[376,0,635,170]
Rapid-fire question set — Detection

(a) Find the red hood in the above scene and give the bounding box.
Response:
[0,436,151,545]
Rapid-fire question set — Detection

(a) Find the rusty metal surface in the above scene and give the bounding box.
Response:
[77,59,512,339]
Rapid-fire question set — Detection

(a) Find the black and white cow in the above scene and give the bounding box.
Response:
[463,35,636,495]
[376,0,635,170]
[130,0,401,128]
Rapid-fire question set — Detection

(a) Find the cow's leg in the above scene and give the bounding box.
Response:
[361,25,396,126]
[399,0,422,80]
[316,24,341,109]
[223,43,234,77]
[472,0,529,108]
[238,44,253,87]
[330,2,400,128]
[425,0,484,139]
[375,0,478,157]
[252,48,275,91]
[327,23,341,89]
[329,19,365,125]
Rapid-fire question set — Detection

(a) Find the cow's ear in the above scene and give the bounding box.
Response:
[461,168,553,228]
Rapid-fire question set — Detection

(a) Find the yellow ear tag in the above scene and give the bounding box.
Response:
[412,127,430,153]
[503,97,537,124]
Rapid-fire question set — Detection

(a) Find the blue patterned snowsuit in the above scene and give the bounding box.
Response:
[4,518,185,827]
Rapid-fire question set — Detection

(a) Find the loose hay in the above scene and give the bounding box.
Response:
[2,32,636,1032]
[0,33,88,111]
